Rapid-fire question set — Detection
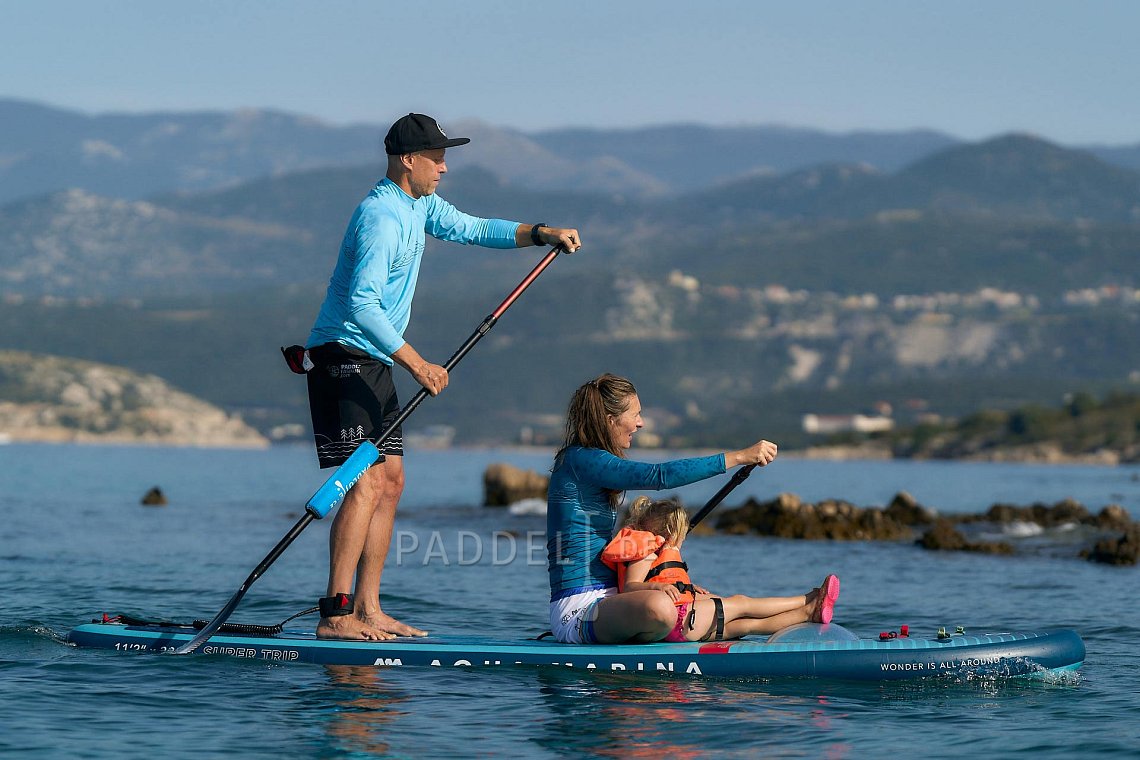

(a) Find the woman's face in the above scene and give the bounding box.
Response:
[607,393,643,450]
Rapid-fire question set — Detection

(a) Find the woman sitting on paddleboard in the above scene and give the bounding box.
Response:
[602,496,838,642]
[546,372,839,644]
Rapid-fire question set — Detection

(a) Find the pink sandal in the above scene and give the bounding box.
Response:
[815,574,840,624]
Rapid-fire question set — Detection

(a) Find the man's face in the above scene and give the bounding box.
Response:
[406,148,447,197]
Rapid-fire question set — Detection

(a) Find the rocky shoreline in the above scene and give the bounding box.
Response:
[714,490,1138,566]
[0,350,267,448]
[482,462,1139,566]
[790,442,1126,466]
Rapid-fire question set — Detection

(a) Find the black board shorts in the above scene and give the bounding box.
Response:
[306,343,403,468]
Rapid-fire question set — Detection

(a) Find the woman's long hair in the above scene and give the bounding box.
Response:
[556,373,637,459]
[553,374,637,506]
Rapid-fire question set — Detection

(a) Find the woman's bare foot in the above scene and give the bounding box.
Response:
[316,615,396,641]
[361,611,428,638]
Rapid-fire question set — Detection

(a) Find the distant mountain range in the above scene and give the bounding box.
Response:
[2,98,1139,447]
[4,97,1140,207]
[4,128,1138,300]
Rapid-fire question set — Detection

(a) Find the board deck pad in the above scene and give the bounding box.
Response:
[67,621,1085,680]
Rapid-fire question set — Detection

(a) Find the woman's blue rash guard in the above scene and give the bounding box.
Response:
[307,178,520,363]
[546,446,726,600]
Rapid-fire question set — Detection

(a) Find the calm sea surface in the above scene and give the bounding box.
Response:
[2,442,1138,758]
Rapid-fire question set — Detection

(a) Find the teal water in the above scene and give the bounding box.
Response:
[2,443,1138,757]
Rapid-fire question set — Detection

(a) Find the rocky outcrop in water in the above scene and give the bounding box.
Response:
[916,519,1014,554]
[713,490,1137,565]
[141,486,168,506]
[477,461,1138,565]
[483,462,549,506]
[1080,523,1140,566]
[715,491,914,541]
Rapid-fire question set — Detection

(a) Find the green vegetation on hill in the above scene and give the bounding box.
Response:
[878,391,1140,462]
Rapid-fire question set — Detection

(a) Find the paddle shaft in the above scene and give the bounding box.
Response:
[688,463,757,531]
[174,245,564,654]
[379,244,564,440]
[173,440,380,654]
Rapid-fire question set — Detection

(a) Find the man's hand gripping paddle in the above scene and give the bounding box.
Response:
[174,245,566,655]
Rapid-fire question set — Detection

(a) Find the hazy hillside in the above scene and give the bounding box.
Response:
[0,99,380,205]
[895,134,1140,221]
[0,99,964,206]
[8,131,1137,302]
[7,97,1140,212]
[2,114,1139,447]
[669,134,1140,224]
[0,188,319,297]
[529,124,959,187]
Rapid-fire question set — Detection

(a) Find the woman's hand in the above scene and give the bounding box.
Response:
[727,439,778,468]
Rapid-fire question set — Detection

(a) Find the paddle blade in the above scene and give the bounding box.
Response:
[171,444,377,655]
[305,441,380,518]
[172,587,246,655]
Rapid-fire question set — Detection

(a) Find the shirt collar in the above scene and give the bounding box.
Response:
[378,177,419,209]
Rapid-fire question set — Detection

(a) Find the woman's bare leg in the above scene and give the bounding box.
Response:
[590,590,677,644]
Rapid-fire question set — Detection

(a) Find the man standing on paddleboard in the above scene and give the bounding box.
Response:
[304,113,581,640]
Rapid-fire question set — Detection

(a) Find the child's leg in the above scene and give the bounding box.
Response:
[682,594,812,641]
[720,608,812,638]
[719,593,808,619]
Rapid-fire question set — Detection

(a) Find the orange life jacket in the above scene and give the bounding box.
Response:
[600,527,696,605]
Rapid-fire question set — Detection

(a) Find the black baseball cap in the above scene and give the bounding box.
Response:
[384,113,471,155]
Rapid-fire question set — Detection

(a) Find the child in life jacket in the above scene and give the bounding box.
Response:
[601,496,840,642]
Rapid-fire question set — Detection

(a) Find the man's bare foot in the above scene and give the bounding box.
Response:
[316,615,396,641]
[361,610,428,637]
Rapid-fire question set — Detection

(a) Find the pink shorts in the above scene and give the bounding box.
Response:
[664,603,691,642]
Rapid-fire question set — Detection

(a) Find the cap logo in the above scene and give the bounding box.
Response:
[437,124,448,137]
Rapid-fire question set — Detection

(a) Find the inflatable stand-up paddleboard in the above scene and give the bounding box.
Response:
[67,619,1084,680]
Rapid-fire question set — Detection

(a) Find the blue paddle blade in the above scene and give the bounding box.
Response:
[305,441,380,518]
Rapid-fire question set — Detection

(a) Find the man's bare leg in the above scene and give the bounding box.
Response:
[317,463,391,640]
[352,455,427,637]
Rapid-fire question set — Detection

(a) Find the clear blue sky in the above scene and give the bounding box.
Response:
[3,0,1138,144]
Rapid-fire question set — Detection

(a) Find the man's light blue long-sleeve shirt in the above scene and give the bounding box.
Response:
[307,178,521,363]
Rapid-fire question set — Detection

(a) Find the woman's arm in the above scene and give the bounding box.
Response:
[569,448,726,492]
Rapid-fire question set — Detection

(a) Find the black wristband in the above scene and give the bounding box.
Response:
[530,223,546,247]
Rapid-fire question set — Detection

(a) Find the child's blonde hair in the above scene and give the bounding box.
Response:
[622,496,690,545]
